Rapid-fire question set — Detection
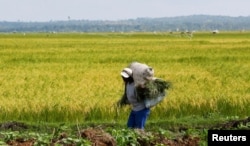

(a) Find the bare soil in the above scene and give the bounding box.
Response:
[2,117,250,146]
[5,128,200,146]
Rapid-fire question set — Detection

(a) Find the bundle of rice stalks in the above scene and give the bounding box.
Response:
[136,78,172,101]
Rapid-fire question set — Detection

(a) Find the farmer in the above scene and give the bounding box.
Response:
[118,65,154,129]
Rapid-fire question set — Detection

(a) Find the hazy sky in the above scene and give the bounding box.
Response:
[1,0,249,22]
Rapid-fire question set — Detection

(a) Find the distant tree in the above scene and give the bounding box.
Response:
[0,15,250,32]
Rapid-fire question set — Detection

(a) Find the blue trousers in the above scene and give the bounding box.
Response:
[127,108,150,129]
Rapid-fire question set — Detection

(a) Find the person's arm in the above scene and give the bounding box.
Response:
[117,84,129,107]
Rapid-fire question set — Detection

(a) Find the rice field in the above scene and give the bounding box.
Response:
[0,32,249,124]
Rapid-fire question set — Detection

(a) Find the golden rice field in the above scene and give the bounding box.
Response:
[0,32,249,123]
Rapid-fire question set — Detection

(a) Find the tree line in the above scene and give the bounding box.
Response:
[0,15,249,32]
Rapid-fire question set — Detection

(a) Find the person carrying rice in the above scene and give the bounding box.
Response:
[118,62,171,129]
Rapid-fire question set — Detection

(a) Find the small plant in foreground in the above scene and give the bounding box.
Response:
[109,128,139,146]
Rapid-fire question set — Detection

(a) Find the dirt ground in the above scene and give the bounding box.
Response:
[1,124,200,146]
[80,128,200,146]
[2,117,250,146]
[5,128,200,146]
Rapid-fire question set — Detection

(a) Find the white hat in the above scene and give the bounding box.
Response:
[121,68,133,78]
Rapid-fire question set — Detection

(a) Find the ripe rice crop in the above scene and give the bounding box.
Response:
[0,32,249,123]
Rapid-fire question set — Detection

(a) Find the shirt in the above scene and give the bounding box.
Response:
[126,82,146,111]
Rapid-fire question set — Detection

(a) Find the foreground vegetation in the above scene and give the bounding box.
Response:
[0,32,249,145]
[0,116,250,145]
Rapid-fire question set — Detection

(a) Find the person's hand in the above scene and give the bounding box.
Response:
[138,83,145,88]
